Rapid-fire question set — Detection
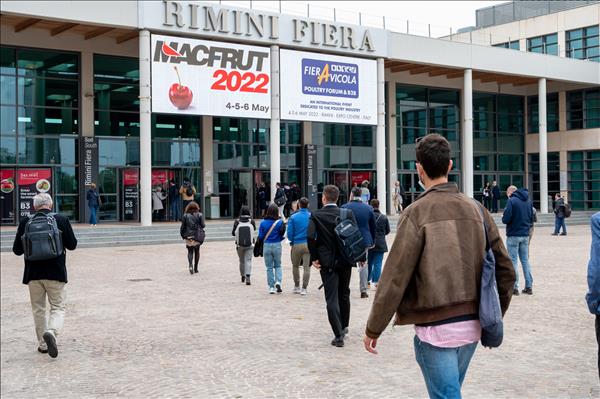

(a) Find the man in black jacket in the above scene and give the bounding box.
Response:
[12,193,77,358]
[307,185,357,347]
[491,180,501,213]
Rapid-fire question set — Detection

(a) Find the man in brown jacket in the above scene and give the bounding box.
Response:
[363,134,515,398]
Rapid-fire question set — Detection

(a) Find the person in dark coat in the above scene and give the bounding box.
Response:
[552,193,567,236]
[307,185,357,348]
[586,212,600,380]
[491,180,501,213]
[367,199,391,289]
[342,187,376,298]
[12,193,77,358]
[180,201,205,275]
[86,183,101,226]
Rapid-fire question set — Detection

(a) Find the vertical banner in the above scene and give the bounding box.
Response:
[0,169,16,224]
[17,169,52,218]
[303,144,318,210]
[80,136,99,224]
[122,168,139,221]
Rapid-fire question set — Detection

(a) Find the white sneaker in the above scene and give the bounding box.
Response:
[293,286,301,294]
[300,288,307,296]
[269,287,276,294]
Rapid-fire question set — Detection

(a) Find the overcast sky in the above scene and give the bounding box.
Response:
[222,1,505,33]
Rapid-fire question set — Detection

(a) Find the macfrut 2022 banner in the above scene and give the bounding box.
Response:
[151,34,271,118]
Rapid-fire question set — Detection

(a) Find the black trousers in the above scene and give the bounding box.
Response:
[596,315,600,381]
[320,267,352,339]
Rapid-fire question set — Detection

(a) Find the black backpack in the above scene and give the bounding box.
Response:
[186,186,194,197]
[22,212,64,261]
[334,208,367,265]
[274,188,287,206]
[564,203,572,218]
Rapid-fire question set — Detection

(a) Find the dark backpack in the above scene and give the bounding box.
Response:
[564,203,572,218]
[235,220,254,247]
[186,186,194,197]
[274,188,287,206]
[474,203,504,348]
[21,212,64,261]
[334,208,367,265]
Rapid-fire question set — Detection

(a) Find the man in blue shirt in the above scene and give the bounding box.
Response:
[502,185,534,296]
[343,187,376,298]
[287,197,312,295]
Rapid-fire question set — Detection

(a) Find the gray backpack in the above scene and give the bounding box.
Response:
[22,212,64,261]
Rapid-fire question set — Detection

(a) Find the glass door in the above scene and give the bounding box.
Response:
[328,171,349,206]
[232,170,253,218]
[254,170,269,219]
[98,167,118,222]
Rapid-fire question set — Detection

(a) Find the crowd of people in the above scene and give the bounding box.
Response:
[11,133,600,397]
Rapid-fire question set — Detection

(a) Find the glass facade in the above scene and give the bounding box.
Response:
[527,93,559,133]
[566,25,599,62]
[396,84,461,206]
[493,41,520,50]
[0,46,79,221]
[567,88,600,130]
[528,152,560,209]
[568,151,600,210]
[527,33,558,55]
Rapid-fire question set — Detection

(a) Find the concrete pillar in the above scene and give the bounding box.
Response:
[538,77,548,214]
[558,91,567,132]
[80,51,94,137]
[376,58,386,214]
[269,45,281,202]
[386,78,398,215]
[139,30,152,226]
[461,69,473,198]
[302,121,312,145]
[202,116,214,197]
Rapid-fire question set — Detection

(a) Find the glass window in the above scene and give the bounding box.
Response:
[93,55,139,83]
[55,195,78,221]
[498,154,523,171]
[1,46,16,74]
[351,125,373,146]
[0,75,16,105]
[527,33,559,55]
[98,139,140,166]
[568,88,600,129]
[94,111,140,137]
[323,147,349,169]
[19,107,78,135]
[566,26,600,62]
[94,83,138,112]
[1,105,17,135]
[0,135,17,163]
[152,114,200,139]
[54,166,78,194]
[19,78,78,108]
[17,137,77,164]
[17,49,78,79]
[527,94,559,133]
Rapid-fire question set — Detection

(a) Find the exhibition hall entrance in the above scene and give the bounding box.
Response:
[318,170,376,207]
[217,169,270,219]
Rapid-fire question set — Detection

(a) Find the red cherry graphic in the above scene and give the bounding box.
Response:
[169,66,193,110]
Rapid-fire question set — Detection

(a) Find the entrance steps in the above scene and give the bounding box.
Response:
[1,211,596,252]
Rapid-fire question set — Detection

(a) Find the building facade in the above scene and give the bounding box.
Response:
[0,0,598,225]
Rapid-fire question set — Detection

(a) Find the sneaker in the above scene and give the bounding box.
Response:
[522,287,533,295]
[269,287,276,294]
[275,282,282,293]
[371,283,378,290]
[293,286,301,294]
[37,345,48,354]
[330,338,344,347]
[342,327,349,337]
[361,292,369,299]
[43,331,58,358]
[560,233,567,236]
[245,275,251,286]
[241,275,246,283]
[513,288,520,296]
[300,288,307,296]
[551,233,558,236]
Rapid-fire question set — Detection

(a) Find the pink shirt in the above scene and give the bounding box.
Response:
[414,320,481,348]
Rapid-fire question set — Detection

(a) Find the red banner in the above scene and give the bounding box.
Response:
[151,170,174,186]
[17,169,52,218]
[0,169,16,224]
[17,169,52,186]
[351,172,371,187]
[123,169,139,186]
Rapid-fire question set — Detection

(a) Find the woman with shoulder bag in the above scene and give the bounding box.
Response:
[180,201,205,275]
[258,203,286,294]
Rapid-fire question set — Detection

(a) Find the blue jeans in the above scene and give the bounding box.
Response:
[367,251,384,284]
[89,206,98,225]
[263,242,282,288]
[506,235,533,289]
[170,197,181,221]
[554,216,566,234]
[414,336,478,399]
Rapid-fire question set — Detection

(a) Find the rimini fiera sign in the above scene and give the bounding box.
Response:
[142,1,387,57]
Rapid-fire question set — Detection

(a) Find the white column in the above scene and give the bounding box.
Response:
[269,45,281,202]
[376,58,387,214]
[461,69,473,198]
[387,74,397,216]
[139,30,152,226]
[538,77,548,213]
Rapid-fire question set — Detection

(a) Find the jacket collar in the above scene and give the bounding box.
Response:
[416,182,459,202]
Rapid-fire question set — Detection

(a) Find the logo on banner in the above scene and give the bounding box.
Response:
[302,59,358,99]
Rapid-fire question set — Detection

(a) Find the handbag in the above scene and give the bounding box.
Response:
[253,219,279,257]
[194,213,206,245]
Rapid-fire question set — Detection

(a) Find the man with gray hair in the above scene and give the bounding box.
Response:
[12,193,77,358]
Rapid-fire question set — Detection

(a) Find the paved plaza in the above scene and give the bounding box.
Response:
[1,223,598,398]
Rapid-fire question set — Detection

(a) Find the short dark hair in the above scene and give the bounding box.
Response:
[370,198,380,208]
[265,203,280,219]
[184,201,200,214]
[416,133,451,179]
[351,187,362,198]
[299,197,309,208]
[239,205,251,216]
[323,185,339,203]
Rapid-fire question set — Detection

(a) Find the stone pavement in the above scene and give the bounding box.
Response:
[1,224,598,398]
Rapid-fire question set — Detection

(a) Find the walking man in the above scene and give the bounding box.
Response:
[553,193,567,236]
[168,180,181,221]
[287,197,312,295]
[12,193,78,358]
[343,186,376,298]
[367,199,391,289]
[586,212,600,380]
[491,180,500,213]
[273,182,287,219]
[308,185,357,347]
[502,185,535,295]
[363,134,515,398]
